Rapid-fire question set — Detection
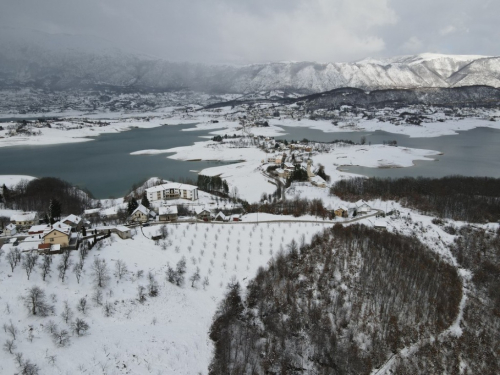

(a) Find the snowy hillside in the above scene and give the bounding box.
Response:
[1,28,500,93]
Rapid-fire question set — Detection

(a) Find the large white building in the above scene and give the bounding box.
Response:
[146,183,199,202]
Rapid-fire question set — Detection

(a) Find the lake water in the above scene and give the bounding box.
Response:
[0,124,232,198]
[275,126,500,179]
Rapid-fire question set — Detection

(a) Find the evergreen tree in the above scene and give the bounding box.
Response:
[127,197,138,215]
[141,194,150,209]
[49,198,62,223]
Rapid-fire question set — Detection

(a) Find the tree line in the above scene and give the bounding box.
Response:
[331,176,500,222]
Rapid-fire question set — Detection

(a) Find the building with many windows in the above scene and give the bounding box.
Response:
[146,183,199,202]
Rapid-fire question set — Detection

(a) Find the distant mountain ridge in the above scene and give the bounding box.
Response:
[1,28,500,93]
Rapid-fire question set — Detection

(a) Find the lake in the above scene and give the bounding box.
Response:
[0,124,232,198]
[275,126,500,179]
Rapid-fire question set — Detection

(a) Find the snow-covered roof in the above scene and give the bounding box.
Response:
[116,225,131,233]
[84,208,101,215]
[5,223,16,230]
[215,211,227,220]
[42,222,72,237]
[10,212,37,222]
[374,220,387,228]
[62,214,81,225]
[28,224,49,233]
[146,183,198,193]
[194,207,210,215]
[310,175,326,184]
[159,206,178,215]
[132,204,149,216]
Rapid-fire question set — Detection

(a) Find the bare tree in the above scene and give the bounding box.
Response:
[60,301,74,324]
[52,329,70,347]
[57,250,73,282]
[71,318,90,336]
[6,250,18,272]
[92,288,103,306]
[22,251,39,280]
[23,287,53,316]
[76,298,88,314]
[19,359,40,375]
[73,259,84,284]
[190,267,201,288]
[39,254,52,281]
[3,320,18,340]
[103,302,114,317]
[91,257,110,288]
[148,272,159,297]
[114,259,128,280]
[3,339,16,354]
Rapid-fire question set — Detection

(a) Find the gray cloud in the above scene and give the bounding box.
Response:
[0,0,498,64]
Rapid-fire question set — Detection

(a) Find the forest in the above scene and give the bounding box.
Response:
[331,176,500,223]
[2,177,92,216]
[208,224,463,374]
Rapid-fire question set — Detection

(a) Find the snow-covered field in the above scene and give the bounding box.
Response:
[0,222,321,374]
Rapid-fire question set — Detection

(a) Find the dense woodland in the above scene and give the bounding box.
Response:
[2,177,92,216]
[331,176,500,223]
[209,225,462,374]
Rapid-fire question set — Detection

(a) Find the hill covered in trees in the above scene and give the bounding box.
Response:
[208,225,464,374]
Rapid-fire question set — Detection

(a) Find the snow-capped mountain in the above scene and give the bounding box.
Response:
[1,28,500,93]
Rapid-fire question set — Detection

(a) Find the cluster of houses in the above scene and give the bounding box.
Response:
[326,200,372,218]
[2,211,132,252]
[265,154,327,188]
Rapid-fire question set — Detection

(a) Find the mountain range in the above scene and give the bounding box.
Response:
[1,28,500,93]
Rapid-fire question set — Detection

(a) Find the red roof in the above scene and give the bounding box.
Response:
[38,243,51,249]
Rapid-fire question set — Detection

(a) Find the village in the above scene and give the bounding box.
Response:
[0,172,384,256]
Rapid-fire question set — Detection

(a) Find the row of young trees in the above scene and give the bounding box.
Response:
[209,224,462,374]
[331,176,500,223]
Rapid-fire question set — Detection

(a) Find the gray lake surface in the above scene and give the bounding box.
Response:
[0,122,498,199]
[0,124,232,198]
[275,125,500,179]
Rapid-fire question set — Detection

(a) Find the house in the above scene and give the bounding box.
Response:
[10,212,39,227]
[214,212,228,222]
[374,220,387,230]
[334,207,349,218]
[146,183,199,202]
[231,214,242,222]
[42,222,72,247]
[28,224,49,235]
[195,207,212,221]
[62,214,83,231]
[3,223,17,236]
[129,204,150,223]
[356,201,371,215]
[115,226,132,239]
[310,175,327,188]
[158,206,178,222]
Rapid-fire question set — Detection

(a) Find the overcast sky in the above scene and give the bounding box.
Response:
[1,0,498,64]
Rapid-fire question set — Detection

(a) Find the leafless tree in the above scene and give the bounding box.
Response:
[190,267,201,288]
[52,329,70,347]
[73,259,84,283]
[103,301,114,317]
[71,318,90,336]
[23,287,53,316]
[3,339,16,354]
[114,259,128,280]
[57,250,73,282]
[22,251,39,280]
[91,257,110,288]
[3,320,18,340]
[92,288,103,306]
[76,298,88,314]
[39,254,52,281]
[137,285,146,303]
[60,301,74,324]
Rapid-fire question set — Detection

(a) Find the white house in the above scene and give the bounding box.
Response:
[3,223,17,236]
[10,212,39,227]
[310,175,327,188]
[129,204,150,223]
[158,206,178,222]
[146,183,199,202]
